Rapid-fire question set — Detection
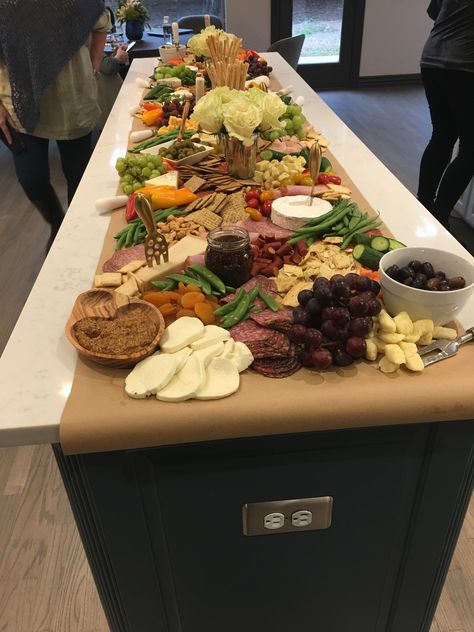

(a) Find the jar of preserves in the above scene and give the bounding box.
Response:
[205,227,253,288]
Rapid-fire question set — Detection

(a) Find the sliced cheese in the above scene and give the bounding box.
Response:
[190,325,230,350]
[118,260,146,274]
[171,347,192,372]
[220,338,235,359]
[192,341,225,367]
[115,275,139,297]
[156,355,205,402]
[125,353,177,399]
[271,195,332,230]
[228,341,254,373]
[195,357,240,400]
[159,317,204,354]
[145,171,179,188]
[134,236,206,291]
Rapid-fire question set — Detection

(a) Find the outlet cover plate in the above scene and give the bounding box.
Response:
[242,496,333,536]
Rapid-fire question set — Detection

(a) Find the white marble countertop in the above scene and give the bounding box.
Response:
[0,53,472,448]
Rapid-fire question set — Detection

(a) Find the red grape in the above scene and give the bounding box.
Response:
[298,289,313,306]
[348,316,372,337]
[332,280,351,299]
[321,319,339,340]
[366,299,381,316]
[311,348,333,369]
[370,280,381,295]
[345,273,360,289]
[357,291,376,302]
[298,349,314,367]
[293,307,311,326]
[330,274,345,286]
[290,324,308,344]
[355,276,372,292]
[304,328,323,350]
[306,297,322,317]
[321,306,337,321]
[331,307,350,327]
[349,295,369,317]
[332,347,354,366]
[345,336,366,358]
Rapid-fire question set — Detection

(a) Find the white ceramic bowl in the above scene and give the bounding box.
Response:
[379,247,474,325]
[159,45,186,63]
[141,139,212,165]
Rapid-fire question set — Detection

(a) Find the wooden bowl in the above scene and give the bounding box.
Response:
[65,289,165,368]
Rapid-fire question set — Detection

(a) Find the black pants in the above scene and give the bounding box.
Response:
[417,66,474,228]
[13,132,92,228]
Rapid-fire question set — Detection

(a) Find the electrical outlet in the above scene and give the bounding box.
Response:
[242,497,333,536]
[264,512,285,530]
[291,510,312,527]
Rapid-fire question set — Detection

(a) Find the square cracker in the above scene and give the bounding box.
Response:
[184,176,206,193]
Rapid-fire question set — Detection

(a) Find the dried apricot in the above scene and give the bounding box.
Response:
[176,308,196,318]
[143,291,180,307]
[183,283,201,293]
[206,294,218,304]
[181,291,205,309]
[178,281,187,294]
[158,303,178,317]
[194,301,215,324]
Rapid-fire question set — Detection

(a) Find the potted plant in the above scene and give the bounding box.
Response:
[116,0,150,41]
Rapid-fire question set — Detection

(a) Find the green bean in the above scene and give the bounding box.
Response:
[258,288,280,312]
[213,288,245,317]
[151,279,177,290]
[165,273,202,287]
[341,217,382,250]
[220,287,258,329]
[187,264,226,294]
[115,231,128,251]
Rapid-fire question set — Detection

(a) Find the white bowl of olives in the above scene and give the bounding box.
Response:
[379,247,474,325]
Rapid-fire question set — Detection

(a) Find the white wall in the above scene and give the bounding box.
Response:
[225,0,271,51]
[360,0,433,76]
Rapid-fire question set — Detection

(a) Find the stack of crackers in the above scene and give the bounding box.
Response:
[182,184,248,231]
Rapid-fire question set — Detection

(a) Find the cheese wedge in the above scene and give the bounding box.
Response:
[156,355,205,402]
[192,341,225,367]
[134,236,206,291]
[145,171,179,188]
[159,317,204,354]
[190,325,230,350]
[271,195,332,230]
[125,354,177,399]
[195,357,240,400]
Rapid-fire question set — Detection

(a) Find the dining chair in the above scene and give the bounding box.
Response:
[267,34,305,69]
[177,15,224,33]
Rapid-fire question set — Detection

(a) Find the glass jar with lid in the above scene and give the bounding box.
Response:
[205,226,253,288]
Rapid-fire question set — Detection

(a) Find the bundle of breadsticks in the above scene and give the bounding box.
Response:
[206,34,249,90]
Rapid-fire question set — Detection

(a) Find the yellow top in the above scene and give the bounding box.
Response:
[0,10,110,140]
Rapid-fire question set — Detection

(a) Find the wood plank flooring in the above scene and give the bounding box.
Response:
[0,86,472,631]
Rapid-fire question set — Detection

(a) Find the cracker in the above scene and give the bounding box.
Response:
[195,192,216,210]
[184,176,206,193]
[221,197,247,224]
[187,208,223,230]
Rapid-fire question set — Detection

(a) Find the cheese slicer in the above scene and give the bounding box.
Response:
[418,326,474,367]
[306,141,322,206]
[134,193,169,267]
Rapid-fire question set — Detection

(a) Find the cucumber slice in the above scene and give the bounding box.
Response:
[353,233,373,247]
[388,238,407,250]
[320,156,332,173]
[370,236,390,252]
[352,244,383,271]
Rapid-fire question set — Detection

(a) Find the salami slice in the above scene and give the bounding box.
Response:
[102,244,145,272]
[250,309,294,332]
[223,275,278,304]
[242,219,292,240]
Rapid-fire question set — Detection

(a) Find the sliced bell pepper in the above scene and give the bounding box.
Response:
[142,107,164,127]
[142,102,163,111]
[135,185,197,209]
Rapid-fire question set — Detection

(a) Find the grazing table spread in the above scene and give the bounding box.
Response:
[0,37,473,632]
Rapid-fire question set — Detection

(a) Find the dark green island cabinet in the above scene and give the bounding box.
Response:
[54,418,473,632]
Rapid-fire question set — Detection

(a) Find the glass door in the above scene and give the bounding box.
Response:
[271,0,365,89]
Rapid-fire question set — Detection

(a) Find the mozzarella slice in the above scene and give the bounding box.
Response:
[220,338,235,359]
[190,325,230,350]
[156,355,205,402]
[195,357,240,400]
[159,317,204,354]
[125,354,177,399]
[192,341,225,367]
[229,342,254,373]
[171,347,192,372]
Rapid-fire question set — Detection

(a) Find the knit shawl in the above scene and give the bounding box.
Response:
[0,0,105,132]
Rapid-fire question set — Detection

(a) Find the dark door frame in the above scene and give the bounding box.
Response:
[271,0,366,89]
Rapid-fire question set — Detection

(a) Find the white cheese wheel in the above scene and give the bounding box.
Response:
[270,195,332,230]
[195,357,240,400]
[156,355,205,402]
[159,317,204,354]
[125,354,177,399]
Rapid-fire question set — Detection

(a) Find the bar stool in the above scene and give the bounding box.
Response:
[267,34,305,69]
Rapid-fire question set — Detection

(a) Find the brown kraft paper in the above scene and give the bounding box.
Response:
[60,98,474,455]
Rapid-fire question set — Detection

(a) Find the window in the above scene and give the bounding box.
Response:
[105,0,226,28]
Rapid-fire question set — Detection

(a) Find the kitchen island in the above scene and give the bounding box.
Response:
[0,55,472,632]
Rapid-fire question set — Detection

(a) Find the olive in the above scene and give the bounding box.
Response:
[426,277,441,291]
[398,266,415,280]
[447,276,466,289]
[385,264,400,279]
[411,276,425,289]
[403,276,414,286]
[408,260,422,273]
[438,281,451,291]
[413,272,428,288]
[434,270,446,280]
[421,262,435,278]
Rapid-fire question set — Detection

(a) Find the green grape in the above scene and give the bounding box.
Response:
[269,130,280,142]
[153,155,163,166]
[292,104,302,115]
[150,170,159,178]
[284,119,293,130]
[133,182,143,192]
[292,115,303,130]
[147,161,155,170]
[115,158,126,169]
[296,129,307,140]
[123,184,134,195]
[141,167,152,177]
[123,174,133,184]
[137,156,147,168]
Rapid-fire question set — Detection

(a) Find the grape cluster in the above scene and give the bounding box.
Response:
[247,55,272,78]
[155,64,197,86]
[115,154,166,195]
[161,97,196,126]
[290,273,382,369]
[260,104,307,142]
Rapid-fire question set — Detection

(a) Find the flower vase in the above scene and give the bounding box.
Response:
[220,134,258,180]
[125,20,144,41]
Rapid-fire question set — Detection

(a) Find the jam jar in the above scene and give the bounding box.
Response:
[205,227,253,288]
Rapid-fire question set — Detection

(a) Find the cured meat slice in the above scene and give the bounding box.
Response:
[242,219,292,240]
[103,244,145,272]
[223,275,277,304]
[250,309,294,332]
[229,320,272,344]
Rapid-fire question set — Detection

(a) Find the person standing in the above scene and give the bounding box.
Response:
[417,0,474,231]
[0,0,110,250]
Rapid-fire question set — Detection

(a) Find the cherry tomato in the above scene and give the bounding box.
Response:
[246,197,260,209]
[318,173,330,185]
[245,206,263,221]
[300,176,314,187]
[245,189,261,203]
[261,200,272,217]
[328,175,342,185]
[259,189,275,201]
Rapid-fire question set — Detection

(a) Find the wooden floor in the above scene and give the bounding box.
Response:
[0,85,472,631]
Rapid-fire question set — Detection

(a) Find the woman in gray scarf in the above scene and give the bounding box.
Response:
[0,0,109,250]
